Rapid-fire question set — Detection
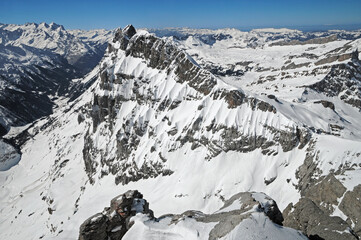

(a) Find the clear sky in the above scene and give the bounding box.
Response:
[1,0,361,30]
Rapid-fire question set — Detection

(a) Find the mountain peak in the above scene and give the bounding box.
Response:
[39,22,49,28]
[123,24,136,38]
[49,22,65,30]
[112,24,138,49]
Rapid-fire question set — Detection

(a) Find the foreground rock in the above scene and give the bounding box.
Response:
[339,184,361,236]
[79,190,153,240]
[79,190,307,240]
[283,198,358,240]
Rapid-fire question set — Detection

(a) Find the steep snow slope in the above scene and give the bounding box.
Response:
[0,26,360,239]
[0,22,112,133]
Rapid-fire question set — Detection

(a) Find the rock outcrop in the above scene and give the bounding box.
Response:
[339,184,361,237]
[79,190,153,240]
[308,55,361,109]
[283,198,358,240]
[79,191,307,240]
[270,35,339,46]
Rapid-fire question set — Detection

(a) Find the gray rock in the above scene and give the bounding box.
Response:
[79,213,108,240]
[122,25,136,39]
[339,184,361,236]
[304,174,346,215]
[78,190,153,240]
[296,141,322,195]
[271,35,339,47]
[283,198,357,240]
[308,55,361,110]
[315,51,358,66]
[314,100,335,111]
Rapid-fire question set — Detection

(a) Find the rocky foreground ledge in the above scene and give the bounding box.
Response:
[79,190,308,240]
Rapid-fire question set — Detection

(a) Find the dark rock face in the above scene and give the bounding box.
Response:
[82,130,97,184]
[271,35,339,47]
[314,100,335,111]
[304,174,346,215]
[79,213,108,240]
[262,200,284,226]
[315,51,358,66]
[308,56,361,109]
[0,62,79,136]
[122,25,136,39]
[78,190,153,240]
[282,61,311,70]
[126,36,217,95]
[296,142,321,195]
[283,198,357,240]
[339,184,361,236]
[294,143,361,239]
[0,124,7,136]
[266,125,310,152]
[211,89,278,112]
[209,64,244,77]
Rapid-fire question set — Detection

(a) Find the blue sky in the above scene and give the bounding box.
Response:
[1,0,361,30]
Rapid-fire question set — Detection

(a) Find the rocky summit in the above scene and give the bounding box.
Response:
[0,24,361,240]
[79,190,307,240]
[79,190,154,240]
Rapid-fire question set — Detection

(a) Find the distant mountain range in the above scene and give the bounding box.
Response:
[233,23,361,32]
[0,22,113,134]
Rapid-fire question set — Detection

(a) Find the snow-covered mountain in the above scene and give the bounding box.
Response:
[0,25,361,240]
[0,22,113,134]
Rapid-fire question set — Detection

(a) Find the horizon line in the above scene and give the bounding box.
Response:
[1,21,361,32]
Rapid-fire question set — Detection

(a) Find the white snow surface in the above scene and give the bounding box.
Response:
[122,212,307,240]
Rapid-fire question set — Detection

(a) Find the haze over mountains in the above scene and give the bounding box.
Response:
[0,22,361,240]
